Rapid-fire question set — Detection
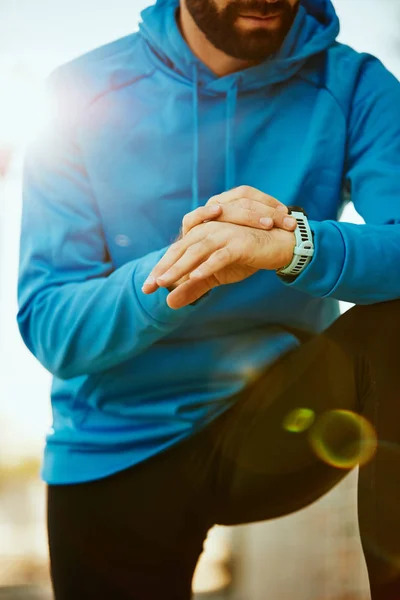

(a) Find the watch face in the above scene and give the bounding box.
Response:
[287,206,308,217]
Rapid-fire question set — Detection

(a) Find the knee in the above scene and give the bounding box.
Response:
[352,298,400,327]
[347,298,400,349]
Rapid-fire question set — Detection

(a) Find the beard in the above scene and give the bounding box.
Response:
[183,0,298,61]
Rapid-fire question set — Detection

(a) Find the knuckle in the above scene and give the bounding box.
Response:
[277,203,288,214]
[272,207,285,221]
[207,195,219,205]
[238,197,252,211]
[207,248,227,268]
[220,245,233,261]
[262,194,275,207]
[244,208,255,223]
[222,246,231,260]
[259,194,278,209]
[187,244,201,256]
[204,235,216,251]
[186,244,203,258]
[236,184,252,197]
[170,241,181,253]
[169,241,184,257]
[182,213,190,229]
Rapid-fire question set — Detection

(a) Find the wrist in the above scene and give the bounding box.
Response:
[278,232,296,270]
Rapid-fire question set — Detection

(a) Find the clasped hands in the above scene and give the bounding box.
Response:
[142,186,297,309]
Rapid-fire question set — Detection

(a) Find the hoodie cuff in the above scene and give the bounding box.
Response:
[133,246,209,326]
[278,220,346,298]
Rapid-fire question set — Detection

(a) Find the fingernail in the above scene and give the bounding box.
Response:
[260,217,273,227]
[284,217,296,228]
[276,204,287,213]
[143,275,155,286]
[210,204,221,213]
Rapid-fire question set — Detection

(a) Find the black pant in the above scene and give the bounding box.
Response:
[48,300,400,599]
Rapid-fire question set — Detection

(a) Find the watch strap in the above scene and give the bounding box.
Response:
[277,207,314,278]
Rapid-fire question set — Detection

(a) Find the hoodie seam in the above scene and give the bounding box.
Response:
[48,34,151,123]
[294,70,348,135]
[298,52,375,128]
[315,83,347,125]
[84,67,157,115]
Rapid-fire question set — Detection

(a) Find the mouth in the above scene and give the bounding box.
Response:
[238,12,282,25]
[240,12,280,17]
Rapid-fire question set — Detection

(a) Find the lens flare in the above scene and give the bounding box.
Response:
[283,408,316,433]
[308,410,377,469]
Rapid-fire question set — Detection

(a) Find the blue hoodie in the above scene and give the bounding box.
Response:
[18,0,400,484]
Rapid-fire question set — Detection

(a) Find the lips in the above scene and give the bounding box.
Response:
[240,13,280,19]
[239,12,281,19]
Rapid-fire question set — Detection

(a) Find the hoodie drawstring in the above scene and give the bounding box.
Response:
[191,64,200,211]
[191,65,239,210]
[225,80,238,193]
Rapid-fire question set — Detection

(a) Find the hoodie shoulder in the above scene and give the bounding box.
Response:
[317,42,396,118]
[47,32,153,127]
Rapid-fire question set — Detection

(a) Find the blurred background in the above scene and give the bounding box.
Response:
[0,0,399,598]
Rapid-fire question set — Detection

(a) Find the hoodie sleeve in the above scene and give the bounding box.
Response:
[17,83,202,381]
[281,57,400,304]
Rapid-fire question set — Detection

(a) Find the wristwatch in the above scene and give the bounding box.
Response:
[276,206,314,281]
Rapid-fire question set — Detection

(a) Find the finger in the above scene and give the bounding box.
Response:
[270,205,297,231]
[213,199,276,230]
[190,246,239,281]
[142,240,188,290]
[156,238,217,287]
[204,199,295,232]
[208,185,285,210]
[141,279,159,294]
[182,204,222,236]
[223,201,295,231]
[166,276,217,309]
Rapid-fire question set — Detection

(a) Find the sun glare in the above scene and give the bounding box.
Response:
[0,65,52,149]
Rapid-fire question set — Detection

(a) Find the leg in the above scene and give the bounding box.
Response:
[354,302,400,598]
[211,300,400,598]
[47,432,217,600]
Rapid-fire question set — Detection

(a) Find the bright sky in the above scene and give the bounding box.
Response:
[0,0,399,459]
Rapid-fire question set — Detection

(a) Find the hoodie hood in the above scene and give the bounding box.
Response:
[138,0,340,91]
[138,0,340,209]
